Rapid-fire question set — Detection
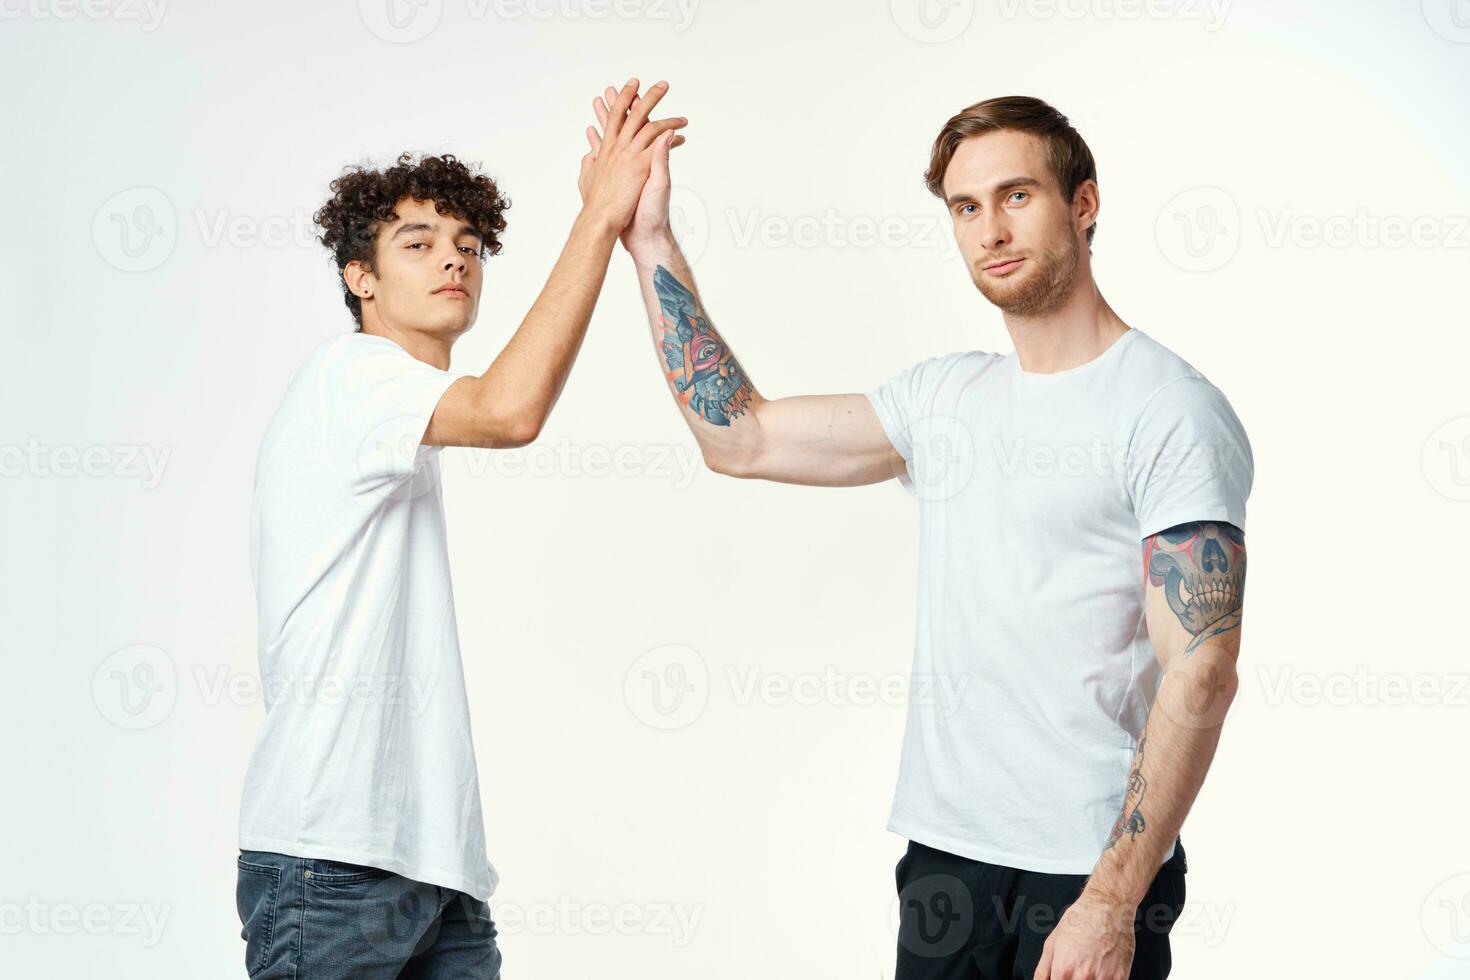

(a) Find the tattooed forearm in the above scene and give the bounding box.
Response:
[1104,732,1148,850]
[1145,521,1246,654]
[652,265,754,426]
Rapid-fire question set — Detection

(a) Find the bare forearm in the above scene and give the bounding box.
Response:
[627,229,764,470]
[476,207,621,439]
[1086,646,1238,907]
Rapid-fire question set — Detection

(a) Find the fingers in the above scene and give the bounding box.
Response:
[632,115,687,150]
[650,131,674,184]
[601,78,640,143]
[584,125,602,156]
[622,79,668,137]
[1033,943,1054,980]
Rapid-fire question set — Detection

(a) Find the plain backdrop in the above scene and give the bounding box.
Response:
[3,0,1469,976]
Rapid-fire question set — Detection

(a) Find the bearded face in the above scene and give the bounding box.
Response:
[969,224,1082,318]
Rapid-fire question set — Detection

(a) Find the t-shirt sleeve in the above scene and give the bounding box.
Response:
[1127,375,1253,539]
[865,353,968,495]
[319,337,471,496]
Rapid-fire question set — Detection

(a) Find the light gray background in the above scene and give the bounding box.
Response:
[4,0,1469,976]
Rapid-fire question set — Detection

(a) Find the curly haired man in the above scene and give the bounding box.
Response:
[234,79,685,980]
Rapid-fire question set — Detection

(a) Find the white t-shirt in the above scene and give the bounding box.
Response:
[240,331,497,899]
[865,327,1252,873]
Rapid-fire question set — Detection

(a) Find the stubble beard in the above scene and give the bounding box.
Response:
[972,232,1083,318]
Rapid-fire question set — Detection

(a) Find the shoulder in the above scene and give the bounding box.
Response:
[879,348,1005,391]
[1116,330,1239,416]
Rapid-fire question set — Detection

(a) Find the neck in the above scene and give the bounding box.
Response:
[360,320,454,371]
[1003,274,1129,374]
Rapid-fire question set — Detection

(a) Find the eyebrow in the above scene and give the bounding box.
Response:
[389,221,483,242]
[945,176,1044,207]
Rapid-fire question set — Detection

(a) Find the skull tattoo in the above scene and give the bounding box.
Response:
[1146,521,1246,654]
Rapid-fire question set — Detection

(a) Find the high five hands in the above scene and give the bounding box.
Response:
[579,78,684,252]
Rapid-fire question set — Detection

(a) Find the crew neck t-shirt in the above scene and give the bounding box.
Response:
[864,327,1252,873]
[239,331,497,899]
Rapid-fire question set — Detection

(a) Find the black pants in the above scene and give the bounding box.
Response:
[894,838,1187,980]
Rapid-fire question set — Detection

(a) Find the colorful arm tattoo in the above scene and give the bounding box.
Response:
[1144,520,1247,655]
[652,265,753,426]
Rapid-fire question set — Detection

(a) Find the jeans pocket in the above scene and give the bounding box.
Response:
[236,857,282,978]
[309,858,394,884]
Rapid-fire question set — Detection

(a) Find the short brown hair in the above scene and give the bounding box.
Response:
[925,96,1098,246]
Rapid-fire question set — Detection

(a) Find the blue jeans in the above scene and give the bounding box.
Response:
[235,850,502,979]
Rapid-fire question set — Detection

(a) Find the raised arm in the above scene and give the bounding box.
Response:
[590,87,903,486]
[1036,520,1246,980]
[425,79,687,449]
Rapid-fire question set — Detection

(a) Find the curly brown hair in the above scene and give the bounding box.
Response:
[314,152,511,329]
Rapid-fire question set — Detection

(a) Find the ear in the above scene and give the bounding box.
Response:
[343,259,374,298]
[1073,178,1100,240]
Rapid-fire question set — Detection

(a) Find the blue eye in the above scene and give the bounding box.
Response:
[1009,192,1028,203]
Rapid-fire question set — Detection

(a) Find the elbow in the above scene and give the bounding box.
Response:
[477,406,543,449]
[500,414,544,449]
[702,443,758,479]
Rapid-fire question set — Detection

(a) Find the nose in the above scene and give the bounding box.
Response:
[977,213,1009,252]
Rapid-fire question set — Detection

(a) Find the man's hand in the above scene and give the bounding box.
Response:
[576,79,686,240]
[582,81,684,251]
[1034,893,1136,980]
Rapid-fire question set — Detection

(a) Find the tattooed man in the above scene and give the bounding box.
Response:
[589,92,1252,980]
